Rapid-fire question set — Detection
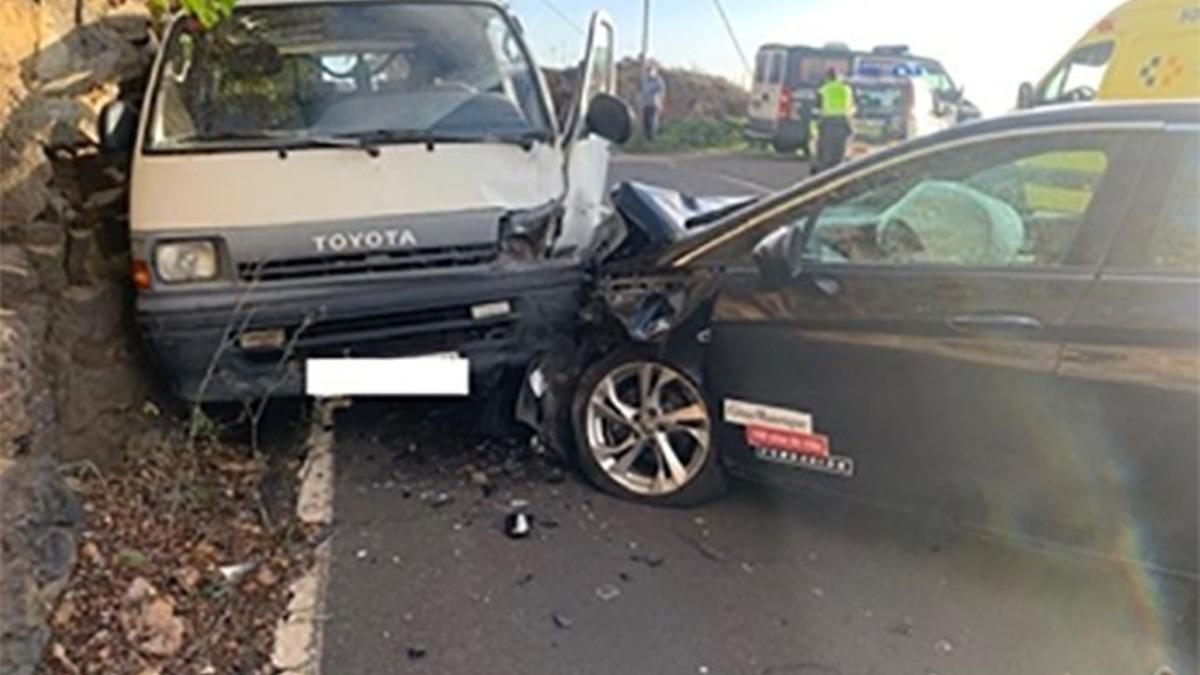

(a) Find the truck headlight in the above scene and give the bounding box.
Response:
[155,240,219,283]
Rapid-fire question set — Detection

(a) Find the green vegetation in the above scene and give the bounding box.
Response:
[622,116,748,154]
[148,0,237,29]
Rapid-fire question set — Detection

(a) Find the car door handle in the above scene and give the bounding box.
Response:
[946,313,1043,335]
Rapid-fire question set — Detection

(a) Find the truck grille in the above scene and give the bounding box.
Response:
[237,244,499,283]
[293,302,516,355]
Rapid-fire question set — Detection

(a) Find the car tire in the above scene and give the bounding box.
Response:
[570,350,727,507]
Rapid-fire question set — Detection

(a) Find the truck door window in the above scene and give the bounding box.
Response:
[585,23,616,101]
[1038,41,1114,104]
[754,52,768,84]
[803,133,1121,267]
[796,56,851,87]
[768,52,784,85]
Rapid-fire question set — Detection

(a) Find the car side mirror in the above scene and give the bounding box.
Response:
[585,93,633,145]
[98,99,138,153]
[1016,82,1035,110]
[752,224,805,289]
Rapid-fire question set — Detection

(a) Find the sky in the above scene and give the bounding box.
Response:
[507,0,1120,116]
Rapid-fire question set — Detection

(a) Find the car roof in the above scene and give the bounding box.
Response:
[662,100,1200,268]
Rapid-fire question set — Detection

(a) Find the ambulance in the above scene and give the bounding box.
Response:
[1019,0,1200,107]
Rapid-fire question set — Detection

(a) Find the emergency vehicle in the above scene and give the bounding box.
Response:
[746,43,974,156]
[1019,0,1200,107]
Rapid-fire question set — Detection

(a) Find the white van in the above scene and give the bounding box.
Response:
[98,0,631,402]
[746,43,974,155]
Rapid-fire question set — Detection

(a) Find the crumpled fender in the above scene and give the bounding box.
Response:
[516,181,747,458]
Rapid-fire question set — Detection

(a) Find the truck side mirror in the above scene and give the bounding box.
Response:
[1016,82,1036,110]
[585,93,632,145]
[98,100,138,153]
[752,224,805,289]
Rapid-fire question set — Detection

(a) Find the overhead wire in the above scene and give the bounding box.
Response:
[532,0,585,35]
[710,0,752,79]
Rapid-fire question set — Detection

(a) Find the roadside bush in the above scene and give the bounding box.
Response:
[623,116,747,154]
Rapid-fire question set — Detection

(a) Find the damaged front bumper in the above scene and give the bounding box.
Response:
[137,260,586,402]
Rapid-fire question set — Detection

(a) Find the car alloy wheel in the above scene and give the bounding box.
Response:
[584,361,711,496]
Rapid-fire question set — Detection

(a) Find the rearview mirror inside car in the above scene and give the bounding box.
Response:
[752,224,805,289]
[585,93,633,145]
[1016,82,1036,110]
[98,99,138,153]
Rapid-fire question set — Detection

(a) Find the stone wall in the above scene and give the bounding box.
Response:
[1,2,155,672]
[1,0,154,461]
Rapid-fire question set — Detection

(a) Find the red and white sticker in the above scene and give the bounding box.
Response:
[745,426,829,457]
[725,398,854,478]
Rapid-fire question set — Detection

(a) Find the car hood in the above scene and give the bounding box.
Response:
[587,181,757,263]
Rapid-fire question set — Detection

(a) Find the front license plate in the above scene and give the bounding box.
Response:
[305,354,469,397]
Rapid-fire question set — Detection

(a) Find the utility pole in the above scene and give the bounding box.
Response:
[639,0,650,75]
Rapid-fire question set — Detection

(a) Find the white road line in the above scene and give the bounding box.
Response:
[272,398,346,675]
[713,172,773,193]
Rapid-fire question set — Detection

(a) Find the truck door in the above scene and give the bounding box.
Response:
[557,11,618,253]
[748,47,786,127]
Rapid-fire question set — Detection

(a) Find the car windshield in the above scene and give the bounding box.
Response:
[146,2,552,151]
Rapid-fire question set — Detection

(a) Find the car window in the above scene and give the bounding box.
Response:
[803,133,1120,268]
[1142,137,1200,272]
[768,52,784,84]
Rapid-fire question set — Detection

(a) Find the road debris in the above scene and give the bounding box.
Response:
[468,469,493,496]
[630,553,665,568]
[890,617,916,637]
[505,501,533,539]
[218,561,256,583]
[407,645,428,660]
[552,612,573,630]
[595,584,622,601]
[934,638,955,654]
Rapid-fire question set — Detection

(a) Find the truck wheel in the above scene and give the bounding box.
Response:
[771,138,800,155]
[571,351,727,506]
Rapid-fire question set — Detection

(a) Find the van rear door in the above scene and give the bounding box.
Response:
[558,11,618,252]
[748,47,787,128]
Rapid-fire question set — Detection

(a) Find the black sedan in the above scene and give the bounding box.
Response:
[522,101,1200,577]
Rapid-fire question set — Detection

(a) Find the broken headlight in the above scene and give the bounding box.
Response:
[154,239,219,283]
[499,201,563,261]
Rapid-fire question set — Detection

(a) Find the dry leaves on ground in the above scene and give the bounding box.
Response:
[38,429,313,675]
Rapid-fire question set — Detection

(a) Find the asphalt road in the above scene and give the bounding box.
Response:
[318,153,1198,675]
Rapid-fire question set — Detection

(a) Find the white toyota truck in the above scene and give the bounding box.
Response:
[99,0,631,401]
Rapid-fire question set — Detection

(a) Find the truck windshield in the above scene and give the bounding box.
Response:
[146,2,552,152]
[1036,41,1114,104]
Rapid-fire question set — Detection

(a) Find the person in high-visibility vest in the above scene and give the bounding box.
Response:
[814,67,855,173]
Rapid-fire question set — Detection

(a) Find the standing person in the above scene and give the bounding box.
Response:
[641,64,666,142]
[815,67,854,173]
